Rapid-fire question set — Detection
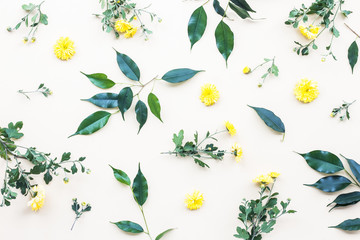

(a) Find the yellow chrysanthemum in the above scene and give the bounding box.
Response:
[299,25,320,40]
[54,37,75,61]
[294,78,319,103]
[253,174,273,187]
[232,143,243,162]
[200,84,220,106]
[124,27,138,38]
[114,19,132,33]
[268,172,280,178]
[28,185,45,212]
[185,190,204,210]
[243,66,251,74]
[225,121,236,136]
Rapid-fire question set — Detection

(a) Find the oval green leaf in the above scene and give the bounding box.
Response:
[132,163,148,206]
[188,6,207,49]
[112,221,144,233]
[342,155,360,183]
[69,111,111,137]
[248,105,285,133]
[148,93,162,122]
[115,50,140,81]
[329,218,360,231]
[118,87,133,120]
[215,20,234,66]
[348,40,358,73]
[297,150,344,174]
[213,0,226,17]
[304,175,351,192]
[135,100,148,134]
[81,72,115,89]
[155,228,175,240]
[110,165,131,186]
[230,0,256,12]
[229,2,251,19]
[328,191,360,211]
[82,93,119,108]
[161,68,203,83]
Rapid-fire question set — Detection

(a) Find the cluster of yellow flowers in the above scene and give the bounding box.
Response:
[28,185,45,212]
[294,78,319,103]
[299,25,321,40]
[114,19,138,38]
[253,172,280,188]
[185,190,204,210]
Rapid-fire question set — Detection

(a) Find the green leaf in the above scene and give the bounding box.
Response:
[330,26,340,38]
[230,0,256,13]
[4,122,24,139]
[61,152,71,162]
[118,87,133,120]
[39,14,48,25]
[132,163,148,206]
[348,41,358,74]
[234,227,250,239]
[213,0,226,17]
[248,105,285,133]
[229,2,251,19]
[342,10,352,17]
[194,158,210,168]
[297,150,344,174]
[261,220,276,233]
[305,175,351,192]
[342,155,360,183]
[135,100,148,133]
[44,171,53,184]
[110,165,131,186]
[328,191,360,211]
[112,221,144,233]
[329,218,360,231]
[155,228,175,240]
[22,3,35,11]
[69,111,111,137]
[81,72,115,89]
[161,68,203,83]
[148,93,162,122]
[82,93,119,108]
[215,20,234,66]
[173,130,184,147]
[71,164,78,174]
[187,6,207,49]
[115,51,140,81]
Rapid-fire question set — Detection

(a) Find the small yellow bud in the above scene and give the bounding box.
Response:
[158,18,162,23]
[330,113,334,117]
[7,27,12,32]
[63,177,69,184]
[243,66,251,74]
[321,57,326,62]
[86,169,91,174]
[23,37,28,43]
[31,37,36,43]
[133,16,137,20]
[81,202,86,206]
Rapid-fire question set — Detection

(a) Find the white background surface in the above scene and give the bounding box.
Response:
[1,0,360,239]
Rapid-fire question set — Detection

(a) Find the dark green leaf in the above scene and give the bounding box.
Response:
[69,111,111,137]
[82,93,119,108]
[4,122,24,139]
[112,221,144,233]
[71,164,78,174]
[213,0,226,17]
[194,158,210,168]
[297,150,344,174]
[229,2,251,19]
[115,51,140,81]
[215,20,234,66]
[44,171,53,184]
[161,68,203,83]
[118,87,133,120]
[155,228,175,240]
[132,163,148,206]
[328,191,360,211]
[342,10,352,17]
[305,175,351,192]
[148,93,162,122]
[329,218,360,231]
[234,227,250,239]
[188,6,207,49]
[248,105,285,133]
[348,41,358,74]
[135,100,148,133]
[342,155,360,183]
[230,0,256,13]
[110,165,131,186]
[61,152,71,162]
[81,72,115,89]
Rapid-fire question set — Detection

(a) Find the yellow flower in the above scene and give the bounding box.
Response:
[28,185,45,212]
[23,37,28,43]
[225,121,236,136]
[253,174,273,187]
[81,202,86,206]
[294,78,319,103]
[243,66,251,74]
[299,25,320,40]
[124,27,138,38]
[268,172,280,178]
[114,19,132,33]
[31,37,36,43]
[185,190,204,210]
[200,83,220,106]
[54,37,75,61]
[232,143,243,162]
[133,16,137,20]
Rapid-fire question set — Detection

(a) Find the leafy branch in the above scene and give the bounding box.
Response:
[243,57,279,87]
[71,198,92,230]
[18,83,52,100]
[330,100,356,121]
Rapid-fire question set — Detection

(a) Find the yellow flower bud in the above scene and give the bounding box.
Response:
[63,177,69,184]
[23,37,28,43]
[243,66,251,74]
[31,37,36,43]
[81,202,86,206]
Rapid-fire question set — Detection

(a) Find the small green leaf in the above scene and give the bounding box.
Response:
[348,41,358,74]
[81,72,115,89]
[82,93,119,108]
[229,2,251,19]
[135,100,148,133]
[187,6,207,49]
[328,191,360,211]
[215,20,234,66]
[118,87,133,120]
[61,152,71,162]
[115,50,140,81]
[132,163,148,206]
[234,227,250,239]
[329,218,360,231]
[112,221,144,233]
[248,105,285,133]
[342,10,352,17]
[342,155,360,183]
[305,175,351,192]
[148,93,162,122]
[213,0,226,17]
[330,26,340,38]
[230,0,256,13]
[155,228,175,240]
[39,14,48,25]
[161,68,203,83]
[44,171,53,184]
[69,111,111,137]
[110,165,131,186]
[71,164,78,174]
[173,130,184,147]
[297,150,344,174]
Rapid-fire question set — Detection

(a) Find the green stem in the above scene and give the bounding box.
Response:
[196,130,226,148]
[345,23,360,38]
[345,169,360,188]
[133,76,158,97]
[221,0,231,21]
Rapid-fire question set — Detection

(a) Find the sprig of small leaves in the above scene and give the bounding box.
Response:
[18,83,52,100]
[285,0,349,59]
[96,0,160,40]
[297,150,360,231]
[234,179,295,239]
[70,50,203,137]
[7,1,48,43]
[110,164,174,240]
[0,121,88,207]
[330,100,356,121]
[71,198,92,230]
[244,57,279,87]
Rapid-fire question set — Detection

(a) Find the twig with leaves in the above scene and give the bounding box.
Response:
[18,83,52,99]
[243,57,279,87]
[71,198,92,230]
[330,100,356,121]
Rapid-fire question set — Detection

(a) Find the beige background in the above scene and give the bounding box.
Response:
[1,0,360,239]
